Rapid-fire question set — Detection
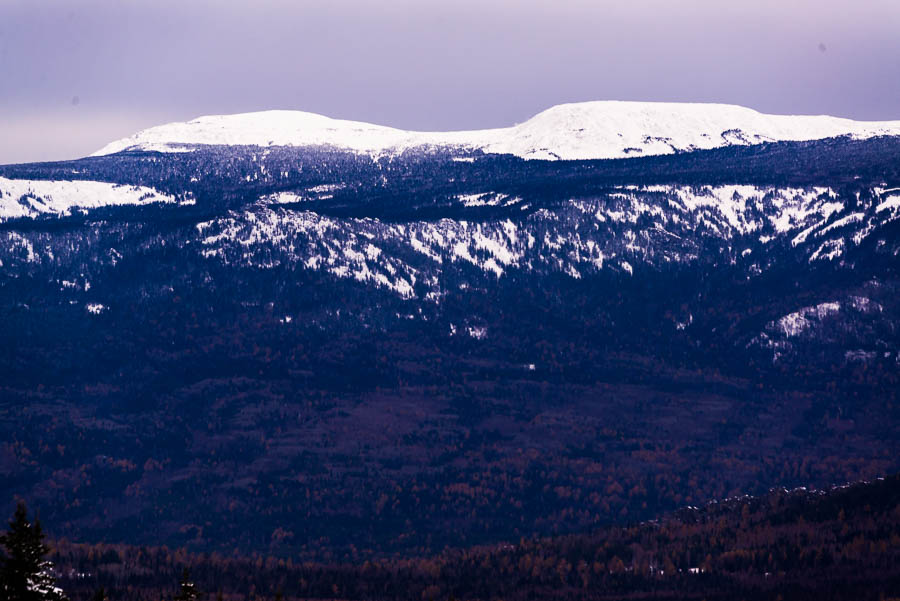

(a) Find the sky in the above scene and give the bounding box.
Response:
[1,0,899,164]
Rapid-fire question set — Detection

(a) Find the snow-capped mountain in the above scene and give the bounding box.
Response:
[93,101,900,160]
[2,106,900,561]
[2,113,899,373]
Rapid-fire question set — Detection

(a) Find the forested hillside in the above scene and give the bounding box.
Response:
[1,136,899,558]
[42,474,900,601]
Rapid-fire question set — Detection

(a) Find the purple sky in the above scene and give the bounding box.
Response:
[2,0,899,164]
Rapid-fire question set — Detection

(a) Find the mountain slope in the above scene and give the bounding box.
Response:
[92,101,900,160]
[1,126,899,560]
[53,474,900,601]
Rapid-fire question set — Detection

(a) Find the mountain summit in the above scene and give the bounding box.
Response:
[93,100,900,160]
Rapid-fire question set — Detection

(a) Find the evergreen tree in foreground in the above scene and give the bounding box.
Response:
[173,567,198,601]
[0,502,68,601]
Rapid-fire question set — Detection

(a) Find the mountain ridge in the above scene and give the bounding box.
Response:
[1,126,899,561]
[92,100,900,160]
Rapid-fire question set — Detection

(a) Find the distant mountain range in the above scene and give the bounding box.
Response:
[1,102,898,558]
[92,100,900,160]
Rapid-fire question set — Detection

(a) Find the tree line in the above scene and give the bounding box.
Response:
[4,473,899,600]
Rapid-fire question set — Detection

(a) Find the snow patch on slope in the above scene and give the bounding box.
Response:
[775,302,842,338]
[189,183,899,300]
[0,177,182,222]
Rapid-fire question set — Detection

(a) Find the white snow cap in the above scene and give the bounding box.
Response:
[93,101,900,161]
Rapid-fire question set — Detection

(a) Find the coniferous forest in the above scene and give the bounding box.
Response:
[3,474,900,600]
[5,0,900,598]
[2,133,900,600]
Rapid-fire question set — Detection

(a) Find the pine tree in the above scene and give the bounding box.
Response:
[173,568,198,601]
[0,502,68,601]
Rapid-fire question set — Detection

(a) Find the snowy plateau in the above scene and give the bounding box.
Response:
[93,101,900,160]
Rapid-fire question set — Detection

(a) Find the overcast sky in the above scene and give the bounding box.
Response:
[1,0,899,164]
